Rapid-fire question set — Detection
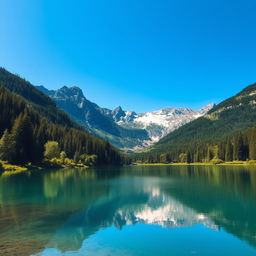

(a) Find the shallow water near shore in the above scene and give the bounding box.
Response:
[1,165,256,256]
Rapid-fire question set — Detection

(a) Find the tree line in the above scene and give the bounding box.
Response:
[135,127,256,164]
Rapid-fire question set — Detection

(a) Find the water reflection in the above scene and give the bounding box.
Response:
[45,185,218,252]
[0,165,256,255]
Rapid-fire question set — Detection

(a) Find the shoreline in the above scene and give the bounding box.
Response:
[0,161,89,176]
[2,161,256,175]
[135,161,256,166]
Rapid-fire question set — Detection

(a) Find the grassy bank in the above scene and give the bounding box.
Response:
[0,159,89,176]
[136,161,256,166]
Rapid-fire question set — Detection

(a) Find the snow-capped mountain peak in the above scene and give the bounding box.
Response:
[114,103,214,146]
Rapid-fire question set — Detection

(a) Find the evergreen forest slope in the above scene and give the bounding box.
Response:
[0,68,122,165]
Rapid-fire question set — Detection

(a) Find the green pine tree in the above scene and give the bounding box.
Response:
[12,113,34,164]
[0,129,15,163]
[225,140,233,162]
[233,133,244,161]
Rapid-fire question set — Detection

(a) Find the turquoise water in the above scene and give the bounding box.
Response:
[1,165,256,255]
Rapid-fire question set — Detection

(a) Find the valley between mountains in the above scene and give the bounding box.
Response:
[36,85,214,151]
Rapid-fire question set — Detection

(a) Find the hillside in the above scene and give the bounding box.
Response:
[136,82,256,163]
[0,68,81,129]
[0,68,122,165]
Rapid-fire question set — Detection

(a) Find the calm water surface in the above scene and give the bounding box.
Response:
[1,165,256,256]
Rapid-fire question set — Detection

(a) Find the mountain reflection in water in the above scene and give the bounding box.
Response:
[45,186,218,252]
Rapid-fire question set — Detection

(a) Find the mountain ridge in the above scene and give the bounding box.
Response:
[36,85,150,150]
[115,103,215,143]
[36,85,213,150]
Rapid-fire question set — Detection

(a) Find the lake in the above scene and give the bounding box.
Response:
[0,165,256,256]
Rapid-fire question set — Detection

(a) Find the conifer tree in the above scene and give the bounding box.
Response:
[0,129,15,162]
[206,147,213,162]
[186,151,192,163]
[225,140,233,162]
[193,150,199,163]
[249,127,256,160]
[12,113,34,164]
[233,133,244,161]
[73,151,80,163]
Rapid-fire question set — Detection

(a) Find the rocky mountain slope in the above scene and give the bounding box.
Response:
[148,82,256,154]
[36,86,150,150]
[37,85,213,150]
[104,104,214,143]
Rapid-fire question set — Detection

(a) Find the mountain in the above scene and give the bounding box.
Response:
[0,68,81,129]
[36,85,150,150]
[142,82,256,162]
[109,104,214,143]
[37,85,213,150]
[36,85,117,133]
[0,67,122,165]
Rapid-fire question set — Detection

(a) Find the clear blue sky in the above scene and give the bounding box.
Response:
[1,0,256,112]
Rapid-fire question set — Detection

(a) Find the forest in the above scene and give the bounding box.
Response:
[0,83,123,167]
[135,127,256,164]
